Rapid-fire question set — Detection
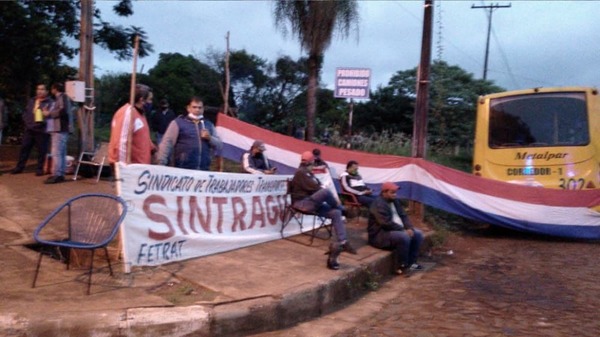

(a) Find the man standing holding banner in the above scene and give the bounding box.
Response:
[108,84,155,165]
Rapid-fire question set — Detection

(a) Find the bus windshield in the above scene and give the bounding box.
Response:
[488,92,589,148]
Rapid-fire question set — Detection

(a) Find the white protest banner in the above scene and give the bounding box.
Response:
[116,163,317,271]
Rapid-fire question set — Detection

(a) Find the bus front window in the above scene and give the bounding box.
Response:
[488,92,589,148]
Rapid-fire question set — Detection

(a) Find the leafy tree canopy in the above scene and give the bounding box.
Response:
[147,53,222,114]
[0,0,152,108]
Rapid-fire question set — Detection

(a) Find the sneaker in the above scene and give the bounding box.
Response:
[326,242,341,270]
[394,267,412,277]
[44,176,65,184]
[410,263,424,271]
[35,171,44,176]
[327,256,340,270]
[10,168,23,175]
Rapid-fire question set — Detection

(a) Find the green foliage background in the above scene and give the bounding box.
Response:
[1,1,504,171]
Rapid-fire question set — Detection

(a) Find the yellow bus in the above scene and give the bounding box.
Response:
[472,86,599,190]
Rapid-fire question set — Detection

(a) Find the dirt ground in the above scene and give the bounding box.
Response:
[254,220,600,337]
[329,226,600,337]
[3,145,600,336]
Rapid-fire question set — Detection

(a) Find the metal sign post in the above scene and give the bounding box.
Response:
[334,67,370,147]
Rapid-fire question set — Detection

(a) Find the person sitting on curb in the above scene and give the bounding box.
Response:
[241,140,276,174]
[368,182,424,276]
[290,151,357,270]
[339,160,375,207]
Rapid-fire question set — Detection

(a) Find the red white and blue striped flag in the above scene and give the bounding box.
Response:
[216,114,600,240]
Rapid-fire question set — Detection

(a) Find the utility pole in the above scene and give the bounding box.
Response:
[410,0,434,222]
[412,0,433,160]
[79,0,95,152]
[471,2,511,80]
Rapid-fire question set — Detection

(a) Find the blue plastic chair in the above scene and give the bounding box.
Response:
[32,193,127,295]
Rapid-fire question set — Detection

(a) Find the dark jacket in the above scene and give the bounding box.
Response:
[241,151,271,174]
[46,92,71,133]
[157,115,222,170]
[290,165,321,203]
[24,96,53,132]
[151,108,176,134]
[339,171,370,195]
[368,196,414,244]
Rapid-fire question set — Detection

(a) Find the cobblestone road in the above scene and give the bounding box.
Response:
[336,228,600,337]
[256,228,600,337]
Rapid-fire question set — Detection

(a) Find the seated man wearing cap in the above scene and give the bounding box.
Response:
[291,151,357,270]
[242,140,276,174]
[368,182,424,276]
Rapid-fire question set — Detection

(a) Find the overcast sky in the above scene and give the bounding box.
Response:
[85,1,600,92]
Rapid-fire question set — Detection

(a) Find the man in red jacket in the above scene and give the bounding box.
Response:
[108,84,155,165]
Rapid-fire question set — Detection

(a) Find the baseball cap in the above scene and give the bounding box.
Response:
[381,182,399,192]
[252,140,266,151]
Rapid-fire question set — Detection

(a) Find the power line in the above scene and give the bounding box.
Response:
[471,2,511,80]
[490,27,519,89]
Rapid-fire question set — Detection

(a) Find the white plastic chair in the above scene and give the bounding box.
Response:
[72,142,109,183]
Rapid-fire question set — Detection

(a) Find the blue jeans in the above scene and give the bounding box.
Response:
[50,132,68,177]
[308,189,346,243]
[372,228,424,268]
[357,194,375,207]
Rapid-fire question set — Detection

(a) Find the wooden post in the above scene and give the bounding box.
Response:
[216,31,231,172]
[223,31,230,116]
[410,0,434,222]
[78,0,95,153]
[126,35,140,164]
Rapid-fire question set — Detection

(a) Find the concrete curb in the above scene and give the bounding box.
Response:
[2,251,395,337]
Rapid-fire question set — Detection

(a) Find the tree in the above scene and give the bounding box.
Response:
[274,0,359,141]
[0,2,78,103]
[357,61,504,152]
[353,85,415,135]
[205,48,270,110]
[233,55,309,135]
[147,53,222,114]
[0,0,152,139]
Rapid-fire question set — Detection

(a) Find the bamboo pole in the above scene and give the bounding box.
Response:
[126,35,140,164]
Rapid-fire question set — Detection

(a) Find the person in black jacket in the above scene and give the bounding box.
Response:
[11,84,53,176]
[291,151,357,270]
[241,140,276,174]
[151,98,176,145]
[368,182,424,276]
[340,160,374,207]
